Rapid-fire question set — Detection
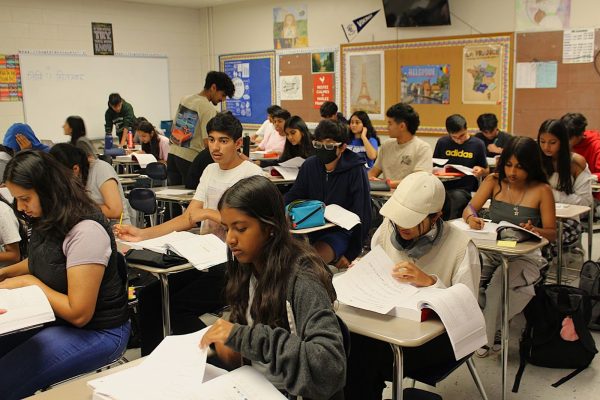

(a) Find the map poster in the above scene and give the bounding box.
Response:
[462,45,503,104]
[400,64,449,105]
[224,61,252,118]
[0,54,22,102]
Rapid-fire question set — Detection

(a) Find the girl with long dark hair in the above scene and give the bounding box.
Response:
[462,136,556,356]
[348,111,380,169]
[0,151,130,399]
[135,120,170,163]
[63,116,97,158]
[200,175,346,399]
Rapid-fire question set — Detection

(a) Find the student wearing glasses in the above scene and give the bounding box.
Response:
[284,119,371,269]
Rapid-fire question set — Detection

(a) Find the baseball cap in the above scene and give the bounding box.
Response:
[379,171,445,228]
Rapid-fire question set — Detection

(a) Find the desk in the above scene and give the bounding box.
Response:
[268,176,296,185]
[473,238,548,400]
[290,222,336,234]
[554,204,592,283]
[336,303,445,400]
[112,159,139,174]
[371,189,394,199]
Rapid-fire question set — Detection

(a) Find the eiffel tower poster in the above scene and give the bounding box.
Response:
[348,52,383,119]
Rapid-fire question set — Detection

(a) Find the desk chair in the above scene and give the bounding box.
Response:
[99,154,113,165]
[145,162,167,187]
[128,188,160,227]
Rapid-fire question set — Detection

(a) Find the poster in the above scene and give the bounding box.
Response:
[223,61,252,117]
[0,54,22,102]
[515,0,570,31]
[563,28,595,64]
[311,52,334,73]
[273,5,308,49]
[347,52,383,119]
[516,62,557,88]
[400,64,449,105]
[313,73,333,109]
[280,75,303,100]
[462,45,503,104]
[91,22,114,55]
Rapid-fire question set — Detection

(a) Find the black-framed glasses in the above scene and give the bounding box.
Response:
[312,141,342,150]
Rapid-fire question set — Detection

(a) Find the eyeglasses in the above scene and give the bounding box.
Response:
[312,141,342,150]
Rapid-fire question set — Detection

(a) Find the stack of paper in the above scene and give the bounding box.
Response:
[132,153,158,168]
[324,204,361,231]
[450,219,499,241]
[269,157,305,181]
[0,286,55,335]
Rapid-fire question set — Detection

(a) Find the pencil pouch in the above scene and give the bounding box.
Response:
[286,200,326,230]
[125,249,188,268]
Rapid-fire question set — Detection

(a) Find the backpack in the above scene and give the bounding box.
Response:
[579,260,600,330]
[512,284,598,393]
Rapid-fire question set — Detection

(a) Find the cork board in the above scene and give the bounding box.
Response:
[514,30,600,138]
[340,33,514,136]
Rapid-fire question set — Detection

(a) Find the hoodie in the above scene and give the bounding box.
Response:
[284,150,371,260]
[3,123,49,153]
[572,130,600,200]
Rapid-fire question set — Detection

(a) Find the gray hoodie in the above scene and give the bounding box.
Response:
[225,267,346,400]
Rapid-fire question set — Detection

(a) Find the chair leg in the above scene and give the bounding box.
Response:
[466,358,489,400]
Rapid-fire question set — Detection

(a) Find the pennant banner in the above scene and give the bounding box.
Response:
[342,10,380,43]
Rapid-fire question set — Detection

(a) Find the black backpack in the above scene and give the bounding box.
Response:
[579,260,600,330]
[512,284,598,393]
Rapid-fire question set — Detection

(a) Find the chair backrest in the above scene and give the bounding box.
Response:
[145,162,168,182]
[128,188,157,215]
[99,154,113,165]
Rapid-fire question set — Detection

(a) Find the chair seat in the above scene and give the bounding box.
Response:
[407,354,471,386]
[403,388,442,400]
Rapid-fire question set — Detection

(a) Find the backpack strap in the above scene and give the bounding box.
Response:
[551,367,587,388]
[512,322,532,393]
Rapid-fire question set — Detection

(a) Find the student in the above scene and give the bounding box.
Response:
[259,115,314,167]
[434,114,488,220]
[257,108,290,154]
[368,103,433,188]
[251,104,282,144]
[168,71,235,186]
[319,101,347,124]
[104,93,137,147]
[475,113,511,157]
[345,171,480,400]
[49,143,131,226]
[0,144,13,180]
[200,175,346,399]
[3,123,50,153]
[63,116,97,158]
[116,112,263,354]
[135,120,170,163]
[463,136,556,356]
[284,119,371,268]
[561,112,600,201]
[0,151,130,399]
[347,111,380,169]
[0,194,22,269]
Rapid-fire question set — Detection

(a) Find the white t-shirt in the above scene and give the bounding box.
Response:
[193,160,263,235]
[0,201,21,268]
[373,136,433,181]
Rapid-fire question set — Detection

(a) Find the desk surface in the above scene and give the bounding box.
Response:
[117,242,194,274]
[290,222,336,234]
[336,303,445,347]
[473,237,548,255]
[555,204,590,219]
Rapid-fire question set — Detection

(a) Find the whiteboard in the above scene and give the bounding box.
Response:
[19,53,171,142]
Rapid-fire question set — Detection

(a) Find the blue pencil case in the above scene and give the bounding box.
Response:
[286,200,326,230]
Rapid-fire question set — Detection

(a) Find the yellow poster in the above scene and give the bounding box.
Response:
[0,54,22,102]
[462,45,503,104]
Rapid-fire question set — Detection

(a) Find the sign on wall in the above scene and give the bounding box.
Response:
[0,55,22,102]
[92,23,114,56]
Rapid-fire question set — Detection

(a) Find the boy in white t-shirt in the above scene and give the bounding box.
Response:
[116,111,263,354]
[0,197,22,268]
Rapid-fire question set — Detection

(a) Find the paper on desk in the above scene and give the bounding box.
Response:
[432,158,449,166]
[195,366,287,399]
[272,166,299,181]
[166,232,228,271]
[132,153,158,168]
[119,231,184,254]
[324,204,360,230]
[278,156,305,168]
[155,188,195,196]
[333,246,419,314]
[450,219,498,241]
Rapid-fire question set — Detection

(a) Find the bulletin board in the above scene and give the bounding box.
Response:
[276,47,341,126]
[219,51,276,129]
[340,33,514,136]
[514,30,600,138]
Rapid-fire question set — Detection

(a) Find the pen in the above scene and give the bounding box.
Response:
[118,211,123,228]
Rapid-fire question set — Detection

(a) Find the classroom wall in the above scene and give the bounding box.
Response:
[0,0,211,138]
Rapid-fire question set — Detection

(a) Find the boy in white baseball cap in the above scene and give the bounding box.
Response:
[344,171,481,400]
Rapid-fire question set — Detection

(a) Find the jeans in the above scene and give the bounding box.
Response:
[0,321,130,400]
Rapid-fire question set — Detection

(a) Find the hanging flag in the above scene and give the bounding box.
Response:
[341,10,380,42]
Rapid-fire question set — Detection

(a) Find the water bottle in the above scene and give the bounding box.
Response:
[127,130,133,149]
[104,132,113,151]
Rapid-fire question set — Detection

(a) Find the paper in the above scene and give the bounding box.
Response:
[333,246,419,314]
[278,156,305,168]
[132,153,158,168]
[279,75,303,100]
[432,158,449,166]
[497,240,517,248]
[516,62,537,89]
[195,366,287,399]
[166,232,228,271]
[516,62,558,89]
[0,286,55,335]
[486,157,497,167]
[324,204,360,230]
[563,28,595,64]
[115,155,133,162]
[155,189,195,196]
[450,219,499,241]
[0,186,13,202]
[272,166,299,181]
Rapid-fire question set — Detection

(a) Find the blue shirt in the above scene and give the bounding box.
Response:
[347,137,378,169]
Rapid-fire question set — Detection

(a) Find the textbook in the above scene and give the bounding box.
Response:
[333,246,487,359]
[450,219,543,242]
[324,204,361,230]
[270,156,305,180]
[433,164,474,176]
[0,286,55,336]
[115,153,158,168]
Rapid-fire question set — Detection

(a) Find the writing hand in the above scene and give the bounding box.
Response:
[520,219,535,231]
[468,216,485,230]
[114,224,143,242]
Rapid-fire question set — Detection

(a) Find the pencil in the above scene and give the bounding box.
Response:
[118,211,123,227]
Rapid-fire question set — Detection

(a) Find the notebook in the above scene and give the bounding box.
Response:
[0,286,55,336]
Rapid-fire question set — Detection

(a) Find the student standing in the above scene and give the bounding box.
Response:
[345,171,480,400]
[434,114,488,220]
[168,71,234,186]
[63,116,97,158]
[0,151,130,399]
[368,103,432,188]
[135,120,170,164]
[116,112,263,354]
[475,113,511,157]
[200,175,346,400]
[284,119,371,268]
[463,136,556,356]
[347,111,380,169]
[104,93,136,148]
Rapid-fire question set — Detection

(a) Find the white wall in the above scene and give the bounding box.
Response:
[0,0,211,138]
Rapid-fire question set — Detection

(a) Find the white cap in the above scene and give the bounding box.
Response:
[380,171,445,228]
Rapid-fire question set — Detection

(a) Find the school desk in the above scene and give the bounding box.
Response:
[553,204,592,283]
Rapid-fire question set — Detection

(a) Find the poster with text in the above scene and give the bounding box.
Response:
[313,73,333,109]
[0,55,22,102]
[462,45,503,104]
[273,5,308,49]
[347,52,383,120]
[400,65,449,105]
[224,61,252,118]
[92,22,114,55]
[516,0,570,31]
